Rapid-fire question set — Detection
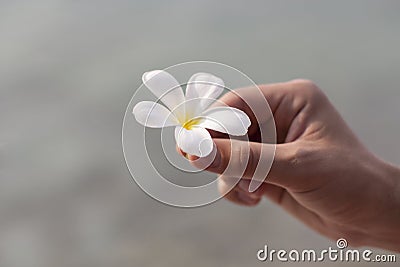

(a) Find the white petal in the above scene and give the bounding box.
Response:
[133,101,178,128]
[185,73,224,115]
[199,107,251,136]
[175,126,214,157]
[142,70,185,113]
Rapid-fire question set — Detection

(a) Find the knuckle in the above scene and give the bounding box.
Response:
[291,79,321,94]
[290,79,316,88]
[285,150,300,169]
[285,145,313,169]
[290,79,328,106]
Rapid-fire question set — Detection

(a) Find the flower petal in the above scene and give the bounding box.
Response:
[199,107,251,136]
[175,126,214,157]
[185,73,225,115]
[142,70,185,113]
[133,101,178,128]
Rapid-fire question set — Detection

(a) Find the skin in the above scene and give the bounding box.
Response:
[179,79,400,252]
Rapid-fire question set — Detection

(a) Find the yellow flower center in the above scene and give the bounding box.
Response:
[182,118,202,130]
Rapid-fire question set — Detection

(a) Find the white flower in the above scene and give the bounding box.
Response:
[133,70,251,157]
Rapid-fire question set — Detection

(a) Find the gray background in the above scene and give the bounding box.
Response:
[1,0,400,266]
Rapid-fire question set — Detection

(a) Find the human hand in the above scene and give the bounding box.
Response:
[184,79,400,251]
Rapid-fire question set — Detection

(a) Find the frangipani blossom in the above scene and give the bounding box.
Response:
[133,70,251,157]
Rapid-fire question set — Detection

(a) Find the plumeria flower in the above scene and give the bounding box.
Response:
[133,70,251,157]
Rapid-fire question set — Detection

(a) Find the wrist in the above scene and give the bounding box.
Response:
[363,159,400,251]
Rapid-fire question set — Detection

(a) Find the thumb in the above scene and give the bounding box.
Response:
[188,138,297,190]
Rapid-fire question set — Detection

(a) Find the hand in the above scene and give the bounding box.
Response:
[186,79,400,251]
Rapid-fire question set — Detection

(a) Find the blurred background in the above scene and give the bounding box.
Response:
[1,0,400,266]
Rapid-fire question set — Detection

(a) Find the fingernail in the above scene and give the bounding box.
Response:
[188,144,218,170]
[187,154,199,161]
[177,147,187,158]
[238,180,250,192]
[237,191,258,204]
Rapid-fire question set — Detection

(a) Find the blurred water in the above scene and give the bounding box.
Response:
[1,0,400,266]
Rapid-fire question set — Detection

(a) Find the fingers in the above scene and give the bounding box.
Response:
[218,176,262,206]
[219,175,327,235]
[189,138,298,189]
[176,145,263,206]
[217,79,314,114]
[215,80,312,143]
[213,85,272,139]
[182,80,322,190]
[262,183,327,233]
